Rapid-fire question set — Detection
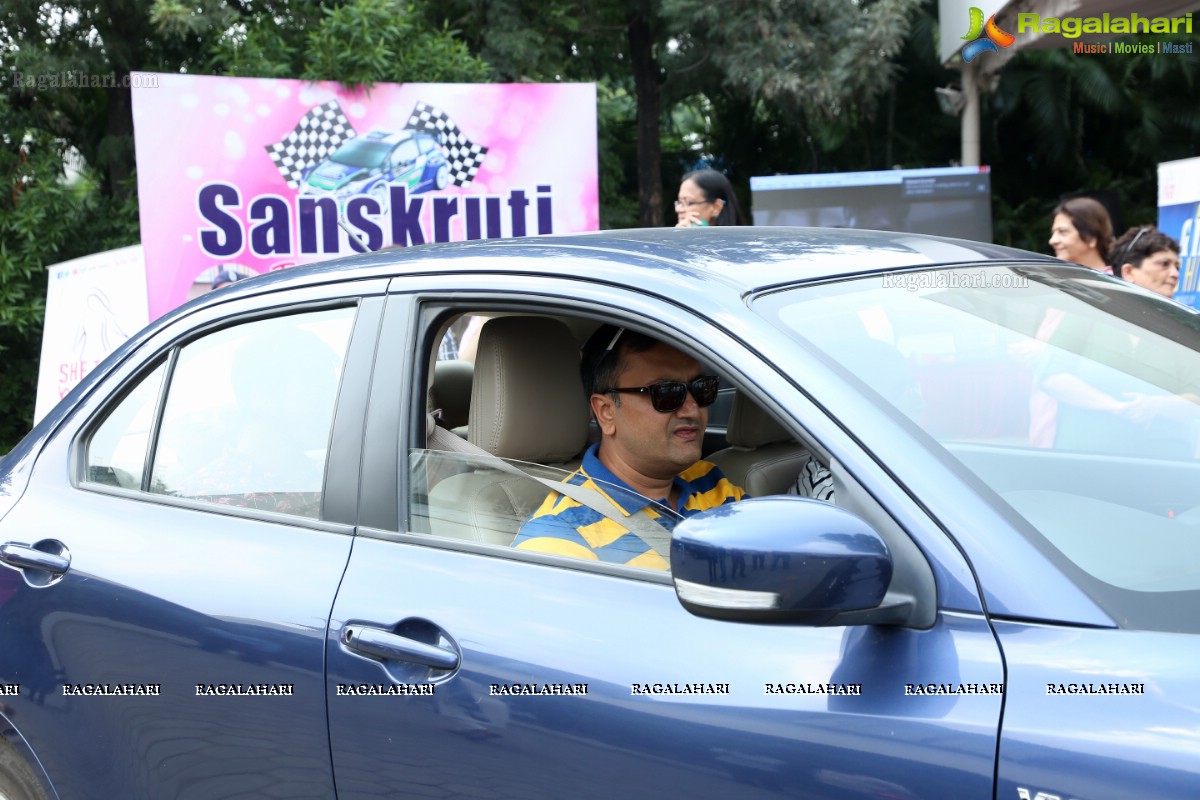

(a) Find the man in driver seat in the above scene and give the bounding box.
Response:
[512,325,745,570]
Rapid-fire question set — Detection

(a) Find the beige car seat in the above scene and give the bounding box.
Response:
[707,392,813,497]
[425,316,590,545]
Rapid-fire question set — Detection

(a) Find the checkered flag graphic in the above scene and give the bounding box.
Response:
[265,100,357,189]
[404,102,488,187]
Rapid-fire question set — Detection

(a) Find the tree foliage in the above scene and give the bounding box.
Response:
[985,29,1200,251]
[150,0,491,84]
[303,1,490,86]
[0,96,139,450]
[424,0,921,225]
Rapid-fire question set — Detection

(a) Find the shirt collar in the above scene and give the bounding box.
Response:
[580,443,693,516]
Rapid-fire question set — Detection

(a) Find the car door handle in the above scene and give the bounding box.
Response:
[1,541,71,574]
[342,625,460,670]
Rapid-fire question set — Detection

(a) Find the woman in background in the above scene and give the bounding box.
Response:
[1030,197,1115,446]
[1048,197,1114,274]
[1111,225,1182,300]
[674,169,746,227]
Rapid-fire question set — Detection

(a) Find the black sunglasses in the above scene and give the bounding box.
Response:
[608,375,720,413]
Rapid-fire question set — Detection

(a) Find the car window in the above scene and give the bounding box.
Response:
[392,139,419,166]
[406,311,823,575]
[758,265,1200,630]
[145,308,356,518]
[85,362,167,490]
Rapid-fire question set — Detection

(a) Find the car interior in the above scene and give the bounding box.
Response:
[415,310,824,547]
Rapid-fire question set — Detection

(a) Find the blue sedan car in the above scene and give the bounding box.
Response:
[1,228,1198,799]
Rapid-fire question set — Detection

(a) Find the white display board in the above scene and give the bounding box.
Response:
[35,245,149,422]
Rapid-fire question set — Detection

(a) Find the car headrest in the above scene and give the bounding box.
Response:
[469,317,589,462]
[726,391,793,448]
[431,359,474,430]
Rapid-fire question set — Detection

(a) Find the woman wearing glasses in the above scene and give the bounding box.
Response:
[673,169,747,227]
[1111,225,1182,300]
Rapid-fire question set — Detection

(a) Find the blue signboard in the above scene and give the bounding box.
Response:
[1158,157,1200,310]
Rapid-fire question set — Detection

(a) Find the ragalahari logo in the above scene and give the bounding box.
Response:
[962,7,1015,62]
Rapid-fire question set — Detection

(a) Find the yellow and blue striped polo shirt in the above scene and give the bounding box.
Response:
[512,444,745,570]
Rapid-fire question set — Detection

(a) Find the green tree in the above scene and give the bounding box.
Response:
[0,97,139,451]
[427,0,921,226]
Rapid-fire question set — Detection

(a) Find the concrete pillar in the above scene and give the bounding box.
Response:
[961,60,981,167]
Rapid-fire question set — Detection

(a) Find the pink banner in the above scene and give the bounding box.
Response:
[132,73,598,319]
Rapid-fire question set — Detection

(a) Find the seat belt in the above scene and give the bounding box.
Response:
[426,418,672,558]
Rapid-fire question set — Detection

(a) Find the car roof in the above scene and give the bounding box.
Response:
[201,226,1055,307]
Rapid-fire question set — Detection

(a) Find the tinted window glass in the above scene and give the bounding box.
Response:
[85,362,166,490]
[149,308,355,517]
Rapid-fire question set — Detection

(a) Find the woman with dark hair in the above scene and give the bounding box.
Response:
[1111,225,1182,299]
[1049,197,1113,274]
[673,169,746,227]
[1029,197,1115,446]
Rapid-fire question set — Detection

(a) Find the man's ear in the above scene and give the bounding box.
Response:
[591,393,617,436]
[1120,262,1135,280]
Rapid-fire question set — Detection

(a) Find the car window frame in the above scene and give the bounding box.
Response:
[353,273,964,614]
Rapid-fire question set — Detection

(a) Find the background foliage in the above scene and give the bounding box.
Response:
[2,0,1198,451]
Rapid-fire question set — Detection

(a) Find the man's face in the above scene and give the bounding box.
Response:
[596,342,708,480]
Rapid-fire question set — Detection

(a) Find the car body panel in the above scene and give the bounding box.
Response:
[995,620,1200,799]
[109,227,1040,313]
[327,538,1005,800]
[324,273,1008,798]
[0,284,385,799]
[0,436,351,799]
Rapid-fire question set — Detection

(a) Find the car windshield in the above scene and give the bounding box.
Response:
[757,264,1200,628]
[331,138,394,169]
[392,139,419,165]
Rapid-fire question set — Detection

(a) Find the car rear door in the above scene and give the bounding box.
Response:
[323,278,1007,799]
[0,288,385,800]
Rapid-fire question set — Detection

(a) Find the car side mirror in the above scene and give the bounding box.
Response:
[671,497,897,625]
